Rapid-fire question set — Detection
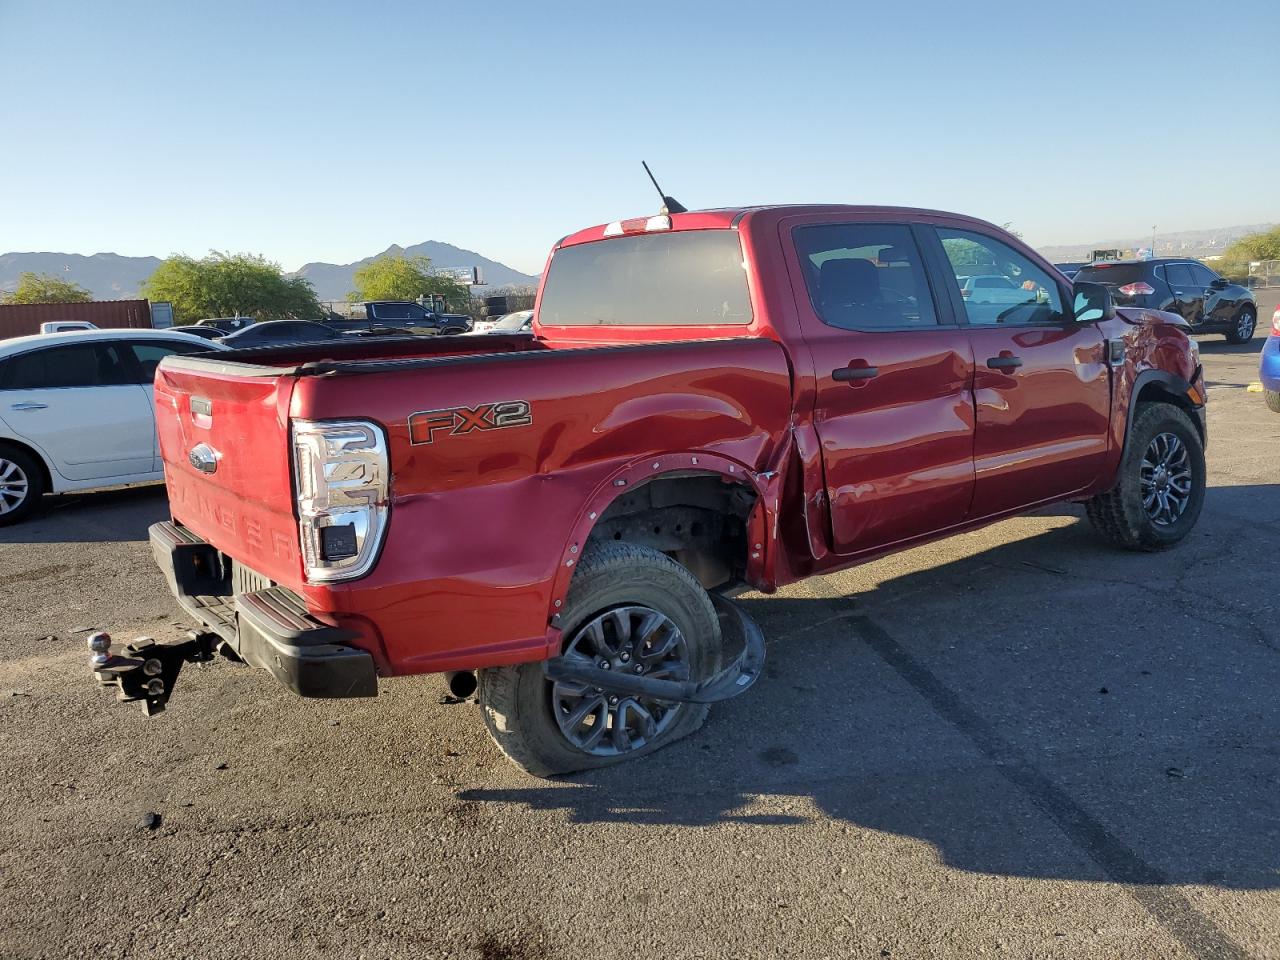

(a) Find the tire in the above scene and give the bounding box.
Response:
[1224,306,1256,344]
[478,541,722,777]
[440,326,465,336]
[1266,389,1280,414]
[1085,402,1205,551]
[0,444,46,527]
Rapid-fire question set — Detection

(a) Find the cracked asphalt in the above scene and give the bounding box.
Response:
[2,296,1278,960]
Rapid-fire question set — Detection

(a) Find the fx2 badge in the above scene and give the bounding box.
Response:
[408,400,532,445]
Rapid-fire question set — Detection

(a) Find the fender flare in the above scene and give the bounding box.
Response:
[1123,368,1202,451]
[545,451,773,626]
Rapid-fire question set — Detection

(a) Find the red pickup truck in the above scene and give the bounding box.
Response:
[89,205,1207,776]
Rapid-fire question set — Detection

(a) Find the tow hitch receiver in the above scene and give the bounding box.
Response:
[542,594,765,704]
[88,630,219,716]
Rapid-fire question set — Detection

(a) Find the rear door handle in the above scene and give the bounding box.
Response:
[832,365,879,381]
[985,356,1023,370]
[10,402,48,411]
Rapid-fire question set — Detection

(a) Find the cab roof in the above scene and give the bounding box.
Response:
[556,204,1005,249]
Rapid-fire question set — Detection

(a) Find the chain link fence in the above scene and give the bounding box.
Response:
[1249,260,1280,288]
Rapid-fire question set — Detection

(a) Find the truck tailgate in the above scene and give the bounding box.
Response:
[154,359,303,588]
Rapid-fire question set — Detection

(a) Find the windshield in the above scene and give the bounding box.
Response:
[538,230,752,327]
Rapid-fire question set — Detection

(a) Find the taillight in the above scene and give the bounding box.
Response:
[291,419,389,582]
[1272,306,1280,336]
[1117,282,1155,296]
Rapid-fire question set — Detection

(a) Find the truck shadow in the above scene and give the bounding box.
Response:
[462,484,1280,890]
[0,483,167,544]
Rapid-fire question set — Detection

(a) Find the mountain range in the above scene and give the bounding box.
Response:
[1036,223,1275,264]
[2,222,1273,302]
[0,241,539,301]
[293,241,539,300]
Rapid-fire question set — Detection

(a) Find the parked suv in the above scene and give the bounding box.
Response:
[1074,259,1257,343]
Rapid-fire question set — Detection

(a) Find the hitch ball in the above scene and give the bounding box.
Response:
[87,631,112,667]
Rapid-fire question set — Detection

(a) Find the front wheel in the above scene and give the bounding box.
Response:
[1266,389,1280,414]
[1225,306,1256,344]
[1085,402,1205,551]
[478,542,722,777]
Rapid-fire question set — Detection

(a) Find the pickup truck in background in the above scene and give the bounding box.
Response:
[88,204,1208,777]
[327,300,473,337]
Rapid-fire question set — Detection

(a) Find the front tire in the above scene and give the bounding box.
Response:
[1225,306,1256,344]
[1085,402,1205,551]
[1266,389,1280,414]
[478,542,722,777]
[0,445,45,527]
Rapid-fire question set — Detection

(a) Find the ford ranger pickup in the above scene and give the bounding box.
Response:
[88,205,1208,776]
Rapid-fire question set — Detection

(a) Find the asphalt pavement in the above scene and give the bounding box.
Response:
[2,301,1277,959]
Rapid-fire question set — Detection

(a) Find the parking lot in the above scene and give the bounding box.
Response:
[2,297,1277,960]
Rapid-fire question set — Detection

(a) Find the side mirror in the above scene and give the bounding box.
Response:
[1072,281,1116,323]
[1209,277,1229,290]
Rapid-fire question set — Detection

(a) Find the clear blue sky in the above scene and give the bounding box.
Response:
[2,0,1276,275]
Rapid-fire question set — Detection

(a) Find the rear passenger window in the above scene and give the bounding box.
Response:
[129,341,205,383]
[373,303,410,321]
[1164,264,1196,289]
[937,229,1064,326]
[793,223,938,330]
[0,344,131,390]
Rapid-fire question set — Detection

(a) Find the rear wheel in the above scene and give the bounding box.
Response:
[478,541,721,777]
[1225,306,1256,344]
[1266,389,1280,414]
[0,446,45,527]
[1085,402,1205,551]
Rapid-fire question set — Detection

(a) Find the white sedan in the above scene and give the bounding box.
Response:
[0,329,223,525]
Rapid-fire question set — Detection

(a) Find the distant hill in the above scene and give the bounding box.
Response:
[0,251,161,299]
[0,242,537,301]
[293,240,539,301]
[1036,223,1276,263]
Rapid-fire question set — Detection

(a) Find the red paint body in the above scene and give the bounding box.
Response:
[154,206,1203,680]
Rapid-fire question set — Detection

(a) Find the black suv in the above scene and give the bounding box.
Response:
[1073,259,1257,343]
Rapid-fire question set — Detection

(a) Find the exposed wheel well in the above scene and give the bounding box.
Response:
[1133,384,1203,444]
[587,473,757,590]
[0,438,53,493]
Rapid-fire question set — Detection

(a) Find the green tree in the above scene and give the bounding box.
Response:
[139,251,321,323]
[2,271,94,304]
[348,254,467,306]
[1212,226,1280,280]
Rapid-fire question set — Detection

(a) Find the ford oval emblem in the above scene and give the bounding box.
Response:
[188,443,220,474]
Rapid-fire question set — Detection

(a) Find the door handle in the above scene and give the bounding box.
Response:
[832,365,879,381]
[985,356,1023,370]
[10,402,48,411]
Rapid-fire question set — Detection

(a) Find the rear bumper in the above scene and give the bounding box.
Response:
[149,521,377,698]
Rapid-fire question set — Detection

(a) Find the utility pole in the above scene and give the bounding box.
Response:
[1151,225,1157,255]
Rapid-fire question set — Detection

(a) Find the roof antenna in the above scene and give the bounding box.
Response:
[642,161,687,215]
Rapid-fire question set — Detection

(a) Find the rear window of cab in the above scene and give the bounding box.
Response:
[538,230,752,327]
